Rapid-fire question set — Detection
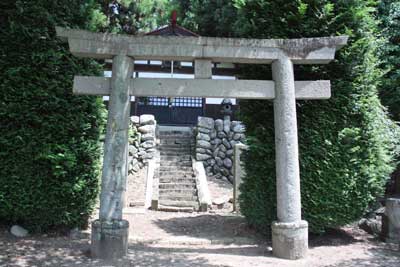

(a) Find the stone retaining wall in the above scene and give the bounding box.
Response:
[195,116,245,183]
[128,115,157,173]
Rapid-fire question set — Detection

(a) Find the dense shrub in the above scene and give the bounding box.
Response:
[378,0,400,196]
[0,1,106,231]
[173,0,400,233]
[234,0,400,234]
[379,0,400,121]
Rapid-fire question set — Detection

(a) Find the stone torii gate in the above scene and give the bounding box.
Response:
[56,27,347,261]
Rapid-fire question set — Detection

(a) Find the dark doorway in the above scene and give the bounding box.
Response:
[136,97,203,125]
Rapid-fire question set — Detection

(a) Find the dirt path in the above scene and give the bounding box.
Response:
[1,210,399,267]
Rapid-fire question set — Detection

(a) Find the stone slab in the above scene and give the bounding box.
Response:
[192,159,212,211]
[385,198,400,242]
[91,219,129,260]
[272,220,308,260]
[233,144,248,212]
[145,159,156,209]
[195,59,212,79]
[73,76,331,100]
[56,27,347,64]
[10,225,28,238]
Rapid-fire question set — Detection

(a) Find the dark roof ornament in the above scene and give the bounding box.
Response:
[171,10,177,28]
[145,11,199,37]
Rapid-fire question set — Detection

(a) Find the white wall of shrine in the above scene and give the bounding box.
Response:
[103,60,237,105]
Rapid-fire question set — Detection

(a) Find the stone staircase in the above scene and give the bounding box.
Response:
[156,126,199,212]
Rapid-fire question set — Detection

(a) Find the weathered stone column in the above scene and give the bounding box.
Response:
[271,56,308,260]
[385,198,400,244]
[233,143,247,212]
[91,55,133,260]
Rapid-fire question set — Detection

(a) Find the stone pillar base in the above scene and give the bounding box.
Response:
[386,198,400,243]
[91,219,129,260]
[272,220,308,260]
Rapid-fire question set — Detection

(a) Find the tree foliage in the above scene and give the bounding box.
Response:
[92,0,175,34]
[0,0,106,231]
[378,0,400,196]
[378,0,400,121]
[177,0,238,37]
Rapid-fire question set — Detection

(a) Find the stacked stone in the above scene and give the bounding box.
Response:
[196,116,245,183]
[128,114,157,173]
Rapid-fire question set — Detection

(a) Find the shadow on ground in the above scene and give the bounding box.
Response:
[153,214,263,243]
[310,228,362,247]
[324,246,400,267]
[133,243,269,257]
[1,226,400,267]
[0,235,243,267]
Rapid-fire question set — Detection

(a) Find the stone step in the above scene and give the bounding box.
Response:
[158,174,195,180]
[159,177,196,184]
[154,172,195,178]
[160,159,192,166]
[160,155,192,161]
[159,144,194,149]
[157,205,195,213]
[159,183,197,190]
[160,139,193,145]
[158,135,193,139]
[160,161,192,167]
[158,131,193,136]
[159,188,197,195]
[159,194,198,201]
[159,166,193,172]
[159,149,193,154]
[160,156,192,162]
[159,147,192,152]
[157,175,195,181]
[158,199,199,209]
[159,154,193,158]
[159,165,192,169]
[158,148,193,153]
[127,201,145,207]
[154,172,195,179]
[160,150,191,155]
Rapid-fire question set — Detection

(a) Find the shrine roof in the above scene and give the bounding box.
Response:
[146,24,199,37]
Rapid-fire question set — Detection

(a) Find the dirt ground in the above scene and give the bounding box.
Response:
[1,179,399,267]
[1,210,399,267]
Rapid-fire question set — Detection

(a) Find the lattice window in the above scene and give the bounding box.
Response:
[138,97,168,106]
[172,97,202,107]
[138,97,202,107]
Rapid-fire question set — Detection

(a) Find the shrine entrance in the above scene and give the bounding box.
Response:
[136,96,203,125]
[57,26,347,261]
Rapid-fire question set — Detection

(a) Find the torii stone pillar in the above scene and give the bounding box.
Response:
[91,54,133,259]
[272,56,308,259]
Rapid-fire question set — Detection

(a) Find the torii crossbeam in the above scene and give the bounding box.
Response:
[57,27,347,261]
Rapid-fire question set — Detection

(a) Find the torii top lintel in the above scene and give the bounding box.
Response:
[56,27,348,64]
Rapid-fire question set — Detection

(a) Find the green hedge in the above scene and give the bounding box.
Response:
[173,0,399,233]
[378,1,400,196]
[0,1,106,231]
[379,0,400,122]
[234,0,400,233]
